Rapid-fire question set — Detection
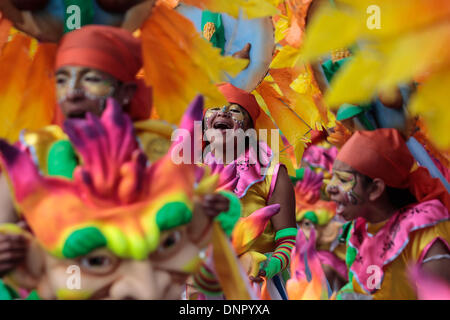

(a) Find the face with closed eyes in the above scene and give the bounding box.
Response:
[55,66,134,119]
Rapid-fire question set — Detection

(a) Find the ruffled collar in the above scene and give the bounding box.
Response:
[348,199,449,294]
[204,141,273,198]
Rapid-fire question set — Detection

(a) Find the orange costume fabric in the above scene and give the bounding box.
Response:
[54,25,152,121]
[336,128,450,211]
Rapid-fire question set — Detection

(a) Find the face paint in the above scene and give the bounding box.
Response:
[228,104,246,128]
[56,67,117,104]
[204,104,248,130]
[328,170,364,208]
[204,108,218,130]
[328,170,356,193]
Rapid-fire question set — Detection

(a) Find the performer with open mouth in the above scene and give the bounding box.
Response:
[326,128,450,299]
[195,83,297,299]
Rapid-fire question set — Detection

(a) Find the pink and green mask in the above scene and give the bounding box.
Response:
[0,96,228,261]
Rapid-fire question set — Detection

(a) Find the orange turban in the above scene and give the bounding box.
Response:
[217,83,261,123]
[337,129,450,211]
[55,25,151,121]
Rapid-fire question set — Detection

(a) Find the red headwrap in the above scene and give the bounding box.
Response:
[336,129,450,211]
[55,25,151,121]
[217,83,261,123]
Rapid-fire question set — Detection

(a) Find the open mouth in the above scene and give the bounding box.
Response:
[330,197,346,215]
[336,201,345,215]
[212,121,233,130]
[67,110,88,119]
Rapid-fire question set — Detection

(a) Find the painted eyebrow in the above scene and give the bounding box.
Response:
[55,69,69,76]
[332,169,357,176]
[55,68,100,77]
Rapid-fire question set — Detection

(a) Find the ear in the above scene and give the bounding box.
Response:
[115,82,138,107]
[368,178,386,202]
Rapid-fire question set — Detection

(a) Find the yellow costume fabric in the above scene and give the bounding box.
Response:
[352,220,450,300]
[239,160,280,254]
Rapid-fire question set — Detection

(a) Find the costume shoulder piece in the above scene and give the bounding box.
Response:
[349,199,449,294]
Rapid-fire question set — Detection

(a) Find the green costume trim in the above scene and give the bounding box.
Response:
[156,202,193,231]
[263,256,282,280]
[62,226,107,259]
[289,168,305,185]
[274,227,298,241]
[47,140,78,179]
[214,191,241,237]
[336,104,365,121]
[337,221,357,300]
[321,58,350,84]
[201,11,226,54]
[260,228,297,279]
[336,103,375,130]
[356,113,376,131]
[0,280,40,300]
[25,290,41,300]
[64,0,95,34]
[0,280,19,300]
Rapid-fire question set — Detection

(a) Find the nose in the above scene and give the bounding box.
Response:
[66,88,85,101]
[326,183,338,197]
[217,108,231,118]
[108,260,171,300]
[65,78,85,100]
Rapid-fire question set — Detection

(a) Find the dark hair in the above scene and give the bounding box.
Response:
[360,174,417,210]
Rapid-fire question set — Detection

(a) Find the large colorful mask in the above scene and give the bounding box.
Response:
[0,96,237,299]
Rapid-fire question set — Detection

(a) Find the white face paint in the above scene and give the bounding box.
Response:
[204,104,248,131]
[56,66,117,104]
[55,66,119,117]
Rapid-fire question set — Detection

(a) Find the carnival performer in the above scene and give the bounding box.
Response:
[326,128,450,299]
[193,83,297,298]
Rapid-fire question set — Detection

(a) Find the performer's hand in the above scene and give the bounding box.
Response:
[259,257,282,280]
[201,193,230,218]
[377,86,403,109]
[0,233,27,277]
[232,43,251,69]
[188,194,230,246]
[249,274,264,283]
